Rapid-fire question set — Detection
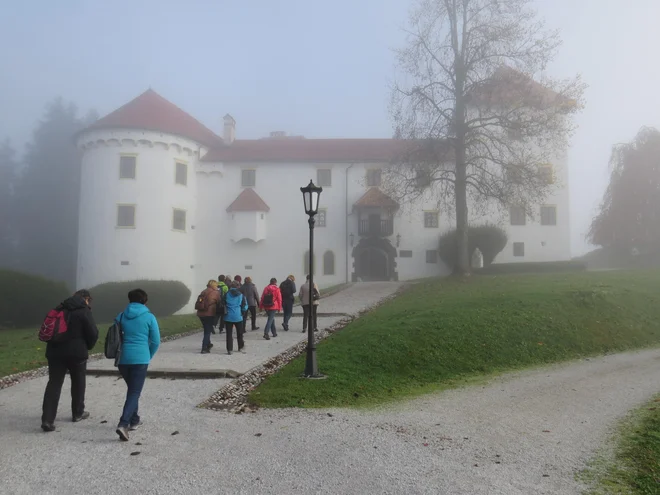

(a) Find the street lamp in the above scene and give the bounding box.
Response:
[300,179,324,379]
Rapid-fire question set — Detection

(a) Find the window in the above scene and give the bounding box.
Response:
[317,168,332,187]
[323,251,335,275]
[513,242,525,257]
[540,205,557,226]
[424,211,439,228]
[366,169,382,187]
[172,209,186,231]
[119,155,136,179]
[539,165,554,184]
[242,169,256,187]
[175,162,187,186]
[510,206,526,226]
[303,251,316,275]
[426,250,438,264]
[399,250,413,258]
[317,209,326,227]
[117,204,136,228]
[415,168,431,188]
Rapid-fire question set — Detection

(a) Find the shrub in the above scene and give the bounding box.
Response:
[0,270,71,329]
[438,224,508,270]
[476,260,587,275]
[88,280,192,322]
[470,224,508,265]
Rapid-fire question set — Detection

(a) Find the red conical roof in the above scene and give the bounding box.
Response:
[84,89,222,147]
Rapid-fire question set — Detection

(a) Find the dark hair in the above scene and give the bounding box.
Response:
[75,289,92,300]
[128,288,148,305]
[306,274,310,280]
[234,275,242,283]
[218,275,225,282]
[270,277,277,285]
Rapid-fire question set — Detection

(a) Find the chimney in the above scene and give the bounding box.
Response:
[223,114,236,144]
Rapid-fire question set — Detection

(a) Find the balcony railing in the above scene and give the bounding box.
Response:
[358,218,394,237]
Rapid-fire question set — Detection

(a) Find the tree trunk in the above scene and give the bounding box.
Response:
[454,140,470,276]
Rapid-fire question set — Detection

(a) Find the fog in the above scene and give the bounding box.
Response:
[1,0,659,260]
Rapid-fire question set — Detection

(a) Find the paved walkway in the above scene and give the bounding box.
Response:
[87,282,400,377]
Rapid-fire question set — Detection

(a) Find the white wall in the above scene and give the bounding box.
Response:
[77,134,572,314]
[77,129,201,311]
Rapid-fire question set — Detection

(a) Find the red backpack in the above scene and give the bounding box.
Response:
[38,307,70,342]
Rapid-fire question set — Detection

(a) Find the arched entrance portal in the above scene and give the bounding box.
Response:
[352,237,398,282]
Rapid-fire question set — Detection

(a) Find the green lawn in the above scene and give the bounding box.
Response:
[0,314,201,378]
[582,396,660,494]
[250,270,660,408]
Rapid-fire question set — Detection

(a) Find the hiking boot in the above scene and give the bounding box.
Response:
[129,421,143,431]
[208,343,214,349]
[73,411,90,422]
[227,350,232,355]
[272,333,278,338]
[116,426,129,441]
[252,326,260,331]
[201,348,210,354]
[239,346,247,354]
[41,423,55,432]
[263,335,270,340]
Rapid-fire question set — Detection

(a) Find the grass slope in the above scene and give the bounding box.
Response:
[251,270,660,408]
[583,396,660,494]
[0,314,201,378]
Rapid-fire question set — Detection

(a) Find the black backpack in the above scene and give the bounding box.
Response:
[105,314,123,366]
[263,287,274,306]
[279,280,292,298]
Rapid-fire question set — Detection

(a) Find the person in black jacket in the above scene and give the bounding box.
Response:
[279,275,296,331]
[41,289,99,432]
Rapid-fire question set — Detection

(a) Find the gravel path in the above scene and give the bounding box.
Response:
[2,346,660,494]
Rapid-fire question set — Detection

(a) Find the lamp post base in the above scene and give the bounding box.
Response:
[300,372,328,380]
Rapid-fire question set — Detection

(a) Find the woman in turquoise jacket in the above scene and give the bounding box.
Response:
[224,281,248,355]
[114,288,160,441]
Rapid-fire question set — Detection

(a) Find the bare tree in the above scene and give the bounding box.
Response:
[386,0,585,275]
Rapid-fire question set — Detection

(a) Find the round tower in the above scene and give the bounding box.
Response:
[75,90,222,309]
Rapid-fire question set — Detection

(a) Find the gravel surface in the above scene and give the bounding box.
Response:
[2,347,660,494]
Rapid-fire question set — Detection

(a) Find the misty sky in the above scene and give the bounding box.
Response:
[1,0,659,256]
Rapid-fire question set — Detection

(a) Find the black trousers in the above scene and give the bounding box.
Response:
[42,357,87,424]
[243,306,258,330]
[302,305,318,331]
[225,321,244,352]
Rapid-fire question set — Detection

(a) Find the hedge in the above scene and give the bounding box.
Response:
[476,260,587,275]
[0,270,71,329]
[88,280,191,322]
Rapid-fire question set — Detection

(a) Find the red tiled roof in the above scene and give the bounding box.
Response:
[226,188,270,213]
[201,139,424,163]
[83,89,223,147]
[354,188,399,209]
[468,66,573,109]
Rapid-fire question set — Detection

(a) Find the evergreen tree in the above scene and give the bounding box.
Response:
[0,138,18,268]
[13,98,96,289]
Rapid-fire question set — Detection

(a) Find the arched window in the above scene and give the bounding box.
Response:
[303,251,316,275]
[323,251,335,275]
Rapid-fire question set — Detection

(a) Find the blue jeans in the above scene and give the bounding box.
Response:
[282,299,294,329]
[265,310,277,336]
[199,316,215,349]
[117,364,148,428]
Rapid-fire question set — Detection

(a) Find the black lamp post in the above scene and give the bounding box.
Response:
[300,179,324,379]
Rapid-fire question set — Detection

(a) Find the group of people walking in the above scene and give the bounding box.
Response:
[40,288,161,443]
[195,274,320,354]
[37,274,321,440]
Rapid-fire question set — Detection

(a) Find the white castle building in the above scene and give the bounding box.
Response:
[75,88,570,309]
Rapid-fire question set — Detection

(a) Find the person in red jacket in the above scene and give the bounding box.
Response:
[260,278,282,340]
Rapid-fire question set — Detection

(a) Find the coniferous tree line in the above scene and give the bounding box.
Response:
[0,98,97,290]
